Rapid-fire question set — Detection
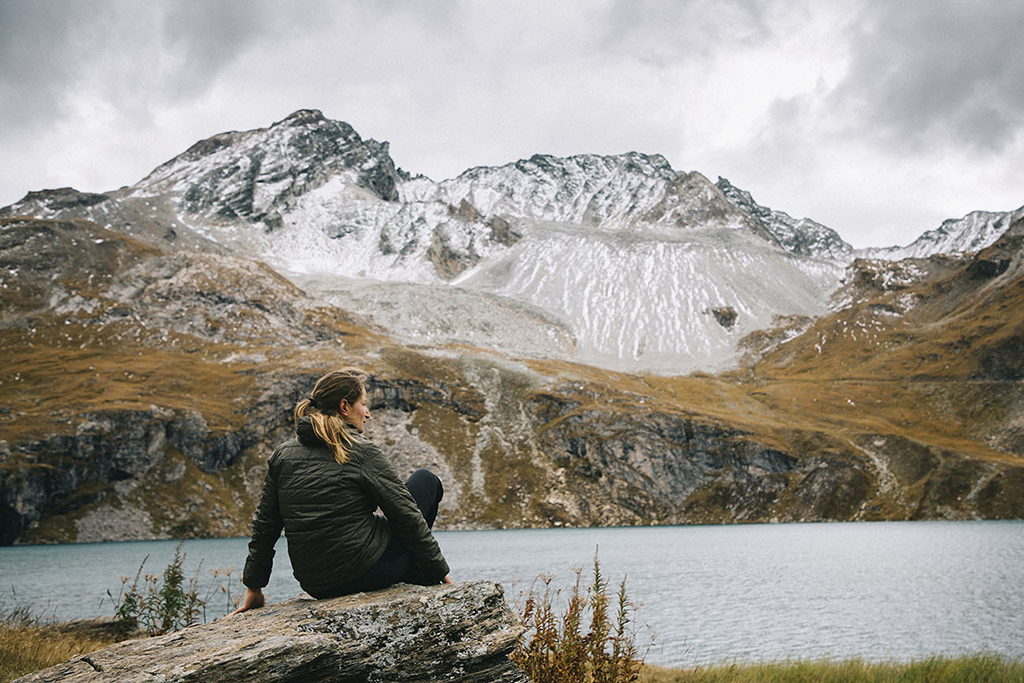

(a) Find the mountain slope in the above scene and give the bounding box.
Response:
[0,216,860,542]
[860,205,1024,260]
[727,216,1024,518]
[456,221,840,372]
[2,112,1022,544]
[2,111,853,374]
[4,211,1020,546]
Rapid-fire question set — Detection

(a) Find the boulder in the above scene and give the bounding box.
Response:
[14,581,527,683]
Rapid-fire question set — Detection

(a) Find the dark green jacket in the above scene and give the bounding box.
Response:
[242,418,449,596]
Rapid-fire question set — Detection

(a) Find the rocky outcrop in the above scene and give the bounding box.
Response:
[859,205,1024,261]
[0,403,282,544]
[13,581,527,683]
[528,390,843,526]
[716,176,854,261]
[5,187,110,213]
[144,108,403,222]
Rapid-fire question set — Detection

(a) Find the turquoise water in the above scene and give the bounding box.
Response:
[2,521,1022,667]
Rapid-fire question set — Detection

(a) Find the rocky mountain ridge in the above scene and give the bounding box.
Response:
[860,205,1024,261]
[1,111,1022,545]
[0,111,916,374]
[714,177,854,261]
[5,111,1020,375]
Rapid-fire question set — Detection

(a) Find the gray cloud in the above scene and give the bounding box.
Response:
[834,1,1024,153]
[156,1,273,101]
[0,0,97,129]
[0,0,271,130]
[1,0,1021,248]
[600,0,774,57]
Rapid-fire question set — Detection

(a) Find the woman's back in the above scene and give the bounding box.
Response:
[233,367,450,616]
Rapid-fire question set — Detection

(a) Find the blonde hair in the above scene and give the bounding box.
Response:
[294,367,369,465]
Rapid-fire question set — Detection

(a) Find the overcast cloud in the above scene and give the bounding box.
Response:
[1,0,1021,248]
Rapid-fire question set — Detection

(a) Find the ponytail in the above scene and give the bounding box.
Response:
[295,368,368,465]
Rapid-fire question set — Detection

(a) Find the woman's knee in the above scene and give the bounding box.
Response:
[405,469,443,527]
[407,468,444,500]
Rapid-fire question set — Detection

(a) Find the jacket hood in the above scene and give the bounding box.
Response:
[296,416,325,448]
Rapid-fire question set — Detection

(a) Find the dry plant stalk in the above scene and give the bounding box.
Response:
[512,550,649,683]
[106,541,239,636]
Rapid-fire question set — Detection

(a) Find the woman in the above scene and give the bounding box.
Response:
[230,367,451,616]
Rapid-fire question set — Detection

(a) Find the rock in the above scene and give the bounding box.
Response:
[708,306,738,330]
[716,176,854,260]
[13,581,527,683]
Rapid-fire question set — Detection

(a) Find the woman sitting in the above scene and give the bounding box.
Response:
[230,367,451,615]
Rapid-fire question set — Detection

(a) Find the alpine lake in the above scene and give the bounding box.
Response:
[1,521,1022,668]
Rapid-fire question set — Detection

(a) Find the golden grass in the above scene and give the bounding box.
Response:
[5,211,1022,536]
[0,330,258,440]
[640,655,1024,682]
[0,615,118,683]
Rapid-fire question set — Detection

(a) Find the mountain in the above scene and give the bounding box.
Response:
[859,206,1024,261]
[734,216,1024,518]
[715,177,854,261]
[3,110,851,375]
[1,110,1022,545]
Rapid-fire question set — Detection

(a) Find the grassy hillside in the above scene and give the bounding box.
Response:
[2,216,1023,544]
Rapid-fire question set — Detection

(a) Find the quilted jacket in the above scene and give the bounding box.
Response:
[242,417,449,596]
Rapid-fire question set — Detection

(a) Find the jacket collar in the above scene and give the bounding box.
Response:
[295,416,357,448]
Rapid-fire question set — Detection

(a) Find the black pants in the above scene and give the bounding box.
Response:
[330,468,444,595]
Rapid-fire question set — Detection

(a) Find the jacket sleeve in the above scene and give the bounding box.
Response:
[242,450,284,589]
[362,446,450,582]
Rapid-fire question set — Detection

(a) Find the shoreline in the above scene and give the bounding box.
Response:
[8,516,1024,548]
[4,608,1023,683]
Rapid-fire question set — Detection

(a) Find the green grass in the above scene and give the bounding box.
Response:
[640,654,1024,682]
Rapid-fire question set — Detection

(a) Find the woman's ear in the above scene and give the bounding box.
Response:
[338,399,349,415]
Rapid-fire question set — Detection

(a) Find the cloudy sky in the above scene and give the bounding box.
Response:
[1,0,1021,248]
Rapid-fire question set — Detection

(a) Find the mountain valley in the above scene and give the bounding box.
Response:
[1,110,1022,544]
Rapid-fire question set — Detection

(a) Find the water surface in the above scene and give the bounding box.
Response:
[2,521,1021,667]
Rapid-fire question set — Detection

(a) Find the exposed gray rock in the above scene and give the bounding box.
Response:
[145,108,402,222]
[4,187,110,213]
[716,176,854,261]
[859,205,1024,261]
[530,392,801,525]
[707,306,738,330]
[14,581,527,683]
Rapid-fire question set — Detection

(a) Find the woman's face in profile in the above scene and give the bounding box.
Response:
[341,391,371,433]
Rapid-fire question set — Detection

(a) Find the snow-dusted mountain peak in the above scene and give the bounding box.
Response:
[716,177,854,262]
[0,110,901,374]
[422,152,756,236]
[132,108,403,226]
[859,205,1024,261]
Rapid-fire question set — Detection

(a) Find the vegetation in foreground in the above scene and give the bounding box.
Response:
[640,654,1024,682]
[107,541,239,636]
[0,603,119,683]
[1,546,240,682]
[511,552,650,682]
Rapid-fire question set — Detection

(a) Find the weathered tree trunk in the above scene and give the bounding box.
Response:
[14,581,528,682]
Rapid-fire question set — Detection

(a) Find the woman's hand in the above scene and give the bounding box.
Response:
[227,587,265,617]
[441,574,453,584]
